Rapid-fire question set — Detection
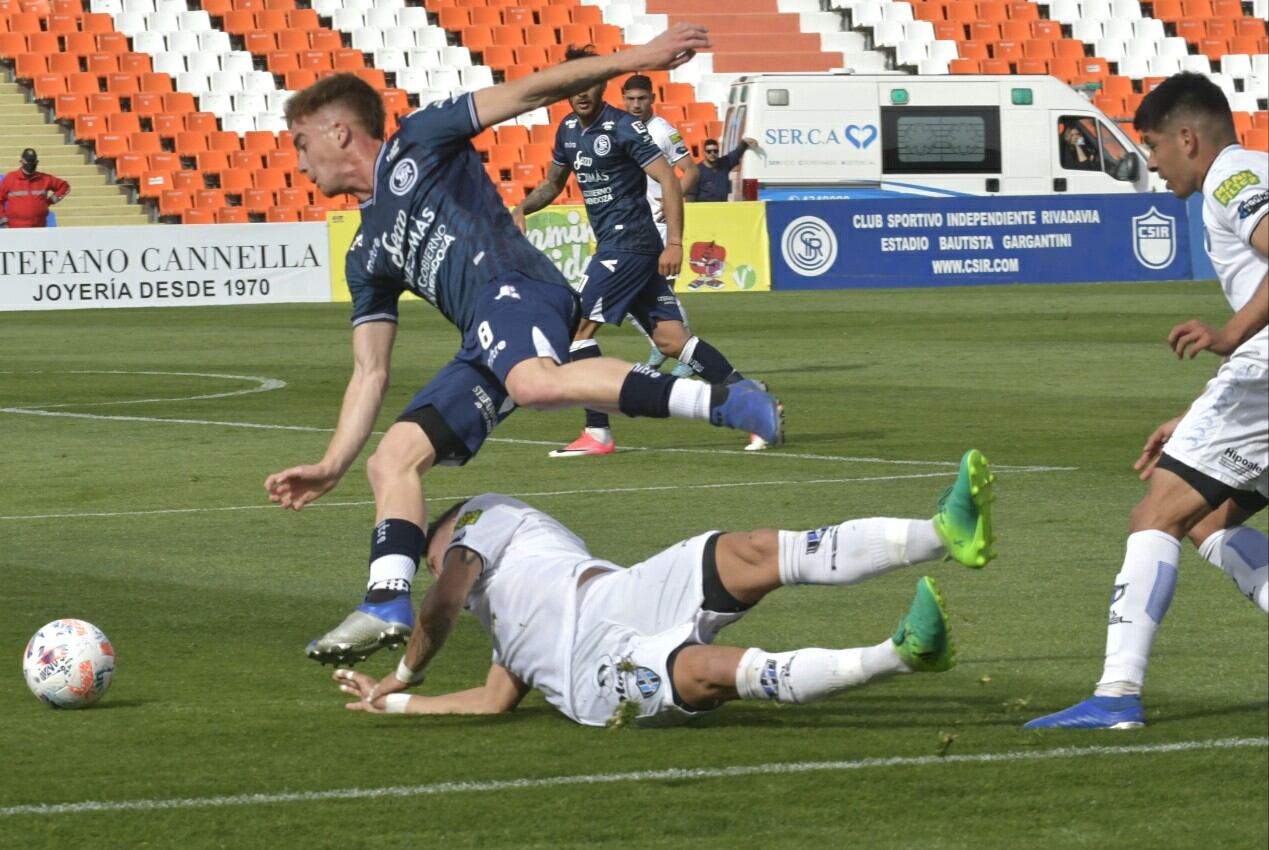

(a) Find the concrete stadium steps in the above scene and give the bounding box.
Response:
[646,0,846,72]
[0,81,149,227]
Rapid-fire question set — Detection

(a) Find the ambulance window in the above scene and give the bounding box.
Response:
[766,89,789,106]
[881,106,1001,174]
[1097,122,1134,181]
[1058,116,1101,171]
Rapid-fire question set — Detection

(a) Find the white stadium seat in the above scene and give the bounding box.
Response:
[112,11,146,36]
[151,51,187,76]
[365,7,397,29]
[243,71,277,93]
[178,71,211,94]
[1071,20,1103,43]
[211,71,244,92]
[133,30,166,53]
[374,48,409,72]
[895,39,928,65]
[198,30,230,53]
[1221,54,1253,80]
[177,10,211,32]
[397,7,429,28]
[461,65,495,89]
[233,92,268,114]
[906,20,935,44]
[221,113,256,133]
[382,28,416,50]
[918,57,951,74]
[121,0,154,13]
[441,46,472,68]
[198,91,232,115]
[351,27,385,52]
[928,39,959,62]
[872,20,906,48]
[185,52,219,74]
[408,48,443,70]
[145,11,179,32]
[416,27,450,49]
[882,2,914,22]
[222,52,256,75]
[1180,55,1212,75]
[332,8,365,31]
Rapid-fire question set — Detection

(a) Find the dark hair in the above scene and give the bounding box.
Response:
[703,138,719,148]
[622,74,654,94]
[564,43,597,62]
[1134,72,1234,136]
[426,501,467,543]
[284,72,386,141]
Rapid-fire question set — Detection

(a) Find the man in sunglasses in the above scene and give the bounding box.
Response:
[687,136,757,203]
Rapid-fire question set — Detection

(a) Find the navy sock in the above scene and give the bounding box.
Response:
[365,519,426,602]
[618,364,676,418]
[570,340,610,429]
[680,336,739,384]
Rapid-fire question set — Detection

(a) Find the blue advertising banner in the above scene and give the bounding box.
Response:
[766,194,1192,290]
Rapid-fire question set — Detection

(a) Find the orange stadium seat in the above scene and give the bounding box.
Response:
[301,205,327,222]
[151,113,184,136]
[209,130,242,151]
[54,93,88,120]
[172,170,202,192]
[115,152,147,181]
[217,207,250,224]
[1000,20,1029,41]
[242,187,274,213]
[83,53,118,75]
[107,112,141,134]
[32,72,66,99]
[182,209,216,225]
[139,171,173,200]
[196,150,230,177]
[158,190,191,218]
[74,112,106,142]
[266,148,298,171]
[229,150,264,170]
[1243,128,1269,151]
[266,206,301,222]
[309,30,342,52]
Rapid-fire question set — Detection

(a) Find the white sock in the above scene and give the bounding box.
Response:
[367,554,416,593]
[667,378,711,419]
[678,335,700,372]
[1095,529,1180,697]
[1198,526,1269,613]
[777,519,943,587]
[734,641,907,704]
[584,426,613,443]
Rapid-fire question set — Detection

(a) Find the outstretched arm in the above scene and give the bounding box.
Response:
[511,162,570,231]
[336,663,529,715]
[264,320,395,509]
[471,23,710,128]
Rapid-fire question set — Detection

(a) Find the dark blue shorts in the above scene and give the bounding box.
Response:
[397,273,579,466]
[579,249,684,329]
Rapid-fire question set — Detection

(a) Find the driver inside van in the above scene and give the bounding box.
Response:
[1060,124,1100,170]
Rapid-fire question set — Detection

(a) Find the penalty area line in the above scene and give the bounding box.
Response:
[1,737,1264,817]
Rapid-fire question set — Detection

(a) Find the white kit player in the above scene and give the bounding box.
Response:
[1028,73,1268,731]
[331,450,997,726]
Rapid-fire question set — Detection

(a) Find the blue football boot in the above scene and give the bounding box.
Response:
[1023,695,1145,730]
[709,379,784,445]
[305,595,413,666]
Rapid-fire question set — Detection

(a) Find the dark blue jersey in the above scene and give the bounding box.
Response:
[345,93,569,332]
[552,103,664,255]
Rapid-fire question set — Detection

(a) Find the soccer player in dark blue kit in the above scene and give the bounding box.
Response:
[264,24,783,666]
[512,46,768,458]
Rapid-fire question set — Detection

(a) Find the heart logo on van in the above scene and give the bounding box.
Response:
[844,124,877,149]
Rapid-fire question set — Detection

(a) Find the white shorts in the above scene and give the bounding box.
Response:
[1162,354,1268,499]
[565,531,746,727]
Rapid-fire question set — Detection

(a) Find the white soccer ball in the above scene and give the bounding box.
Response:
[22,619,116,709]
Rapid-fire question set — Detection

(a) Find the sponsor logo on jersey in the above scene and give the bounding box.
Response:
[1131,206,1176,269]
[1213,169,1260,205]
[454,509,483,529]
[601,121,616,131]
[389,158,419,196]
[781,216,837,277]
[1219,447,1264,476]
[1237,190,1268,219]
[593,134,611,156]
[385,138,400,163]
[573,151,593,170]
[631,120,647,135]
[495,284,520,300]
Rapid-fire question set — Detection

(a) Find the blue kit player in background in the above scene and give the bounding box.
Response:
[512,46,771,459]
[264,24,784,666]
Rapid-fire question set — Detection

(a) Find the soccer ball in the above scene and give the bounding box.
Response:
[22,619,115,709]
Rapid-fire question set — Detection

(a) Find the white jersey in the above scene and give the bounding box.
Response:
[1201,145,1269,365]
[643,114,691,235]
[447,494,610,714]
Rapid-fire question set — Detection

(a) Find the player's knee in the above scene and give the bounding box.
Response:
[366,429,435,488]
[504,363,561,410]
[651,324,688,355]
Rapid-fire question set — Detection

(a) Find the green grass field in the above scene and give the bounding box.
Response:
[1,283,1266,850]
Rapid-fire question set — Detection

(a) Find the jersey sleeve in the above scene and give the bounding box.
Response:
[717,146,745,173]
[1209,163,1269,245]
[399,93,481,149]
[446,496,525,574]
[551,120,569,169]
[663,126,691,165]
[346,235,401,326]
[623,117,665,170]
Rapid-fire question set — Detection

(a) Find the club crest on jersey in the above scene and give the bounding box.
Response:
[454,509,483,530]
[390,159,419,196]
[1131,206,1176,270]
[593,135,611,156]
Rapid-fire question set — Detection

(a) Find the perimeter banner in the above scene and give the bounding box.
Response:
[0,222,331,311]
[766,194,1192,290]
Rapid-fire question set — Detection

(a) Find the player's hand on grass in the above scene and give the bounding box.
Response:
[630,23,710,71]
[334,668,389,712]
[658,244,682,277]
[1167,319,1236,359]
[1133,416,1182,479]
[264,463,340,510]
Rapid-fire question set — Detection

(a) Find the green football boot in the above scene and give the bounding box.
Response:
[892,576,955,673]
[933,448,996,569]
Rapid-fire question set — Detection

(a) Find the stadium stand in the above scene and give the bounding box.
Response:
[1,0,1264,224]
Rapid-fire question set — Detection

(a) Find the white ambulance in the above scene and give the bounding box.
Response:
[720,73,1157,200]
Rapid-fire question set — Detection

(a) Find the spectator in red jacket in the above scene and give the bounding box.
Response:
[0,148,70,228]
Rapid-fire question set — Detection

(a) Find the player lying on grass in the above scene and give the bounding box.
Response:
[264,23,783,668]
[1026,73,1268,731]
[332,450,995,726]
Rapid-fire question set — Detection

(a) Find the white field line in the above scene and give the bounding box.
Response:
[0,406,1074,471]
[1,471,971,521]
[6,371,287,409]
[1,737,1263,818]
